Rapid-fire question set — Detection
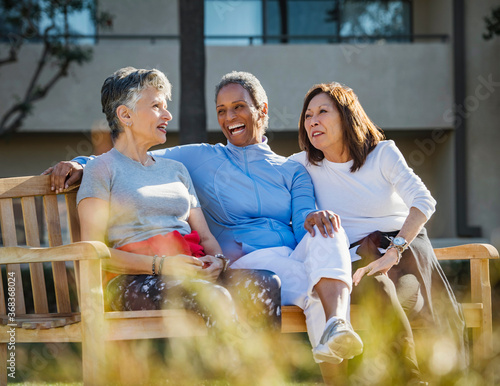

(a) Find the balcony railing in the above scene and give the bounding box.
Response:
[0,33,450,45]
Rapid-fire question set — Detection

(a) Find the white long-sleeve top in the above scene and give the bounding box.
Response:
[290,140,436,246]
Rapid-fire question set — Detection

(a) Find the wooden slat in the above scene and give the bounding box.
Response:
[66,192,82,305]
[21,197,49,314]
[0,175,79,200]
[0,267,5,316]
[462,303,483,328]
[43,195,71,313]
[0,242,110,264]
[0,344,7,385]
[471,259,493,365]
[105,310,207,340]
[65,192,81,243]
[0,198,26,315]
[280,303,484,333]
[105,309,190,319]
[0,312,80,329]
[79,259,105,385]
[0,176,53,199]
[0,324,81,343]
[280,305,307,333]
[434,244,499,261]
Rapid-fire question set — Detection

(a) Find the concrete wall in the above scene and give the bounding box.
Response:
[464,0,500,243]
[0,43,180,133]
[99,0,178,36]
[206,43,453,131]
[0,42,453,134]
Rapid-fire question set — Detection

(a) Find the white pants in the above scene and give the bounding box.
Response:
[231,227,352,347]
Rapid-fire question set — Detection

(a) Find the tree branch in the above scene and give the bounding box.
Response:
[0,33,22,66]
[0,2,113,137]
[0,52,71,137]
[0,46,18,66]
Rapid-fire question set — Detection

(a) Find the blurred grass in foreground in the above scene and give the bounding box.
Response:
[9,258,500,385]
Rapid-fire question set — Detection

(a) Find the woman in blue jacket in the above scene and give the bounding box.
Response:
[45,71,361,365]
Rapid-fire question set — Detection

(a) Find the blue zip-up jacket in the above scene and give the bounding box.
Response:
[74,138,316,261]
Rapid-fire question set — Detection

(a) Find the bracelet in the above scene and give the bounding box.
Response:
[158,255,166,275]
[387,245,402,265]
[152,255,158,275]
[214,253,229,273]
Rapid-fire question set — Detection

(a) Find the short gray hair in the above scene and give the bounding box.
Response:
[101,67,172,140]
[215,71,269,130]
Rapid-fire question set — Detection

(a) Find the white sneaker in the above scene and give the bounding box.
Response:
[313,318,363,364]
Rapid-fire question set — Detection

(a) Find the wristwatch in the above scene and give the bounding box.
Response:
[214,254,230,273]
[390,236,409,254]
[387,236,409,265]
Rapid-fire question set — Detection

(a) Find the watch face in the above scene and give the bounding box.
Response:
[393,237,407,246]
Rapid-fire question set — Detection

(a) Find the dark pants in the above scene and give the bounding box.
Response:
[350,259,421,384]
[106,269,281,331]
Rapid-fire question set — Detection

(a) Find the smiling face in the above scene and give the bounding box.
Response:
[304,92,346,161]
[216,83,265,147]
[127,87,172,147]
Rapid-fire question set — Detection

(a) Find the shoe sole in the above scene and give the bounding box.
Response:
[313,329,363,364]
[327,329,363,359]
[312,348,343,364]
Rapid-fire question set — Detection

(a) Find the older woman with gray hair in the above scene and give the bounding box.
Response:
[46,71,361,366]
[77,67,239,328]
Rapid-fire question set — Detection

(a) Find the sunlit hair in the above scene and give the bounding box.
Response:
[298,82,385,172]
[214,71,269,131]
[101,67,172,140]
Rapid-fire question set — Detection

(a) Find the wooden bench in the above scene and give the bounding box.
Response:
[0,175,498,384]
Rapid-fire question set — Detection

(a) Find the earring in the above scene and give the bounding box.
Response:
[126,122,132,127]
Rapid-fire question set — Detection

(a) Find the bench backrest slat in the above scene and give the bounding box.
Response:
[22,196,49,313]
[0,175,76,319]
[0,176,57,198]
[66,192,81,243]
[0,198,27,315]
[43,194,72,313]
[66,192,82,303]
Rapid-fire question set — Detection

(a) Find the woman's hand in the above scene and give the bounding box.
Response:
[352,247,399,286]
[160,254,204,277]
[42,161,83,193]
[198,255,223,282]
[304,210,341,238]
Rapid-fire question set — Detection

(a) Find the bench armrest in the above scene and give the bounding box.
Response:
[0,241,110,264]
[434,243,499,261]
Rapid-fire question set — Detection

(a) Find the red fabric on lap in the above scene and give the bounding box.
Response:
[117,230,205,257]
[101,231,206,284]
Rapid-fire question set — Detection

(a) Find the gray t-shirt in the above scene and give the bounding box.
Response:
[77,148,200,248]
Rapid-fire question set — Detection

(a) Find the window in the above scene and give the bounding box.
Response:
[205,0,263,45]
[205,0,412,45]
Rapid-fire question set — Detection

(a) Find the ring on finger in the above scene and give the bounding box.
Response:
[328,215,334,220]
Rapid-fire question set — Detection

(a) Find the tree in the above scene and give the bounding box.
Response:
[179,0,207,144]
[326,1,410,41]
[483,6,500,40]
[0,0,112,137]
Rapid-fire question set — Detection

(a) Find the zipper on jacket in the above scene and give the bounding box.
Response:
[243,148,262,216]
[268,218,286,246]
